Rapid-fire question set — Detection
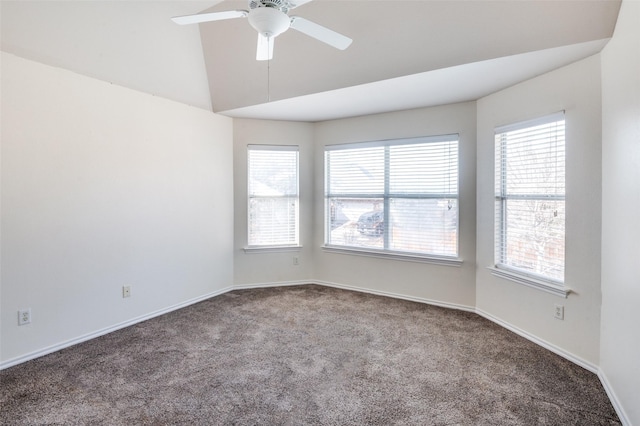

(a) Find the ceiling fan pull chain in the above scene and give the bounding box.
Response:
[267,37,271,102]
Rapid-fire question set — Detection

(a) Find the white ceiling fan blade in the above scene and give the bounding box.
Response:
[289,16,352,50]
[288,0,314,10]
[171,10,248,25]
[256,34,274,61]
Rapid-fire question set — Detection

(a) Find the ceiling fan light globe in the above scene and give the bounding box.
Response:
[248,7,291,38]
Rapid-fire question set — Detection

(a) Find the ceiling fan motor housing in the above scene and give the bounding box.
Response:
[248,5,291,38]
[249,0,290,13]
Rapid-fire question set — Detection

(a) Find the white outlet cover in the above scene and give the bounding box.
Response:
[18,309,31,325]
[554,304,564,320]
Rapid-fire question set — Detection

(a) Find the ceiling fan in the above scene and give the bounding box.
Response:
[172,0,352,61]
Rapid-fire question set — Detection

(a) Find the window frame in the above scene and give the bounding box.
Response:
[492,112,570,297]
[323,135,461,265]
[246,144,300,251]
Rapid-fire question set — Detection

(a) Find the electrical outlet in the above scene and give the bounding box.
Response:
[122,286,131,298]
[293,256,299,266]
[554,304,564,320]
[18,309,31,326]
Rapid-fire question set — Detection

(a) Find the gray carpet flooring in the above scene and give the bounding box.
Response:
[0,285,620,425]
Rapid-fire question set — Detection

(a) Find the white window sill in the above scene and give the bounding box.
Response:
[243,245,302,254]
[488,266,570,298]
[322,245,462,267]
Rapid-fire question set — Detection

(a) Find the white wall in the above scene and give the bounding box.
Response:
[233,119,316,285]
[0,53,234,366]
[313,103,477,309]
[476,56,603,368]
[600,0,640,424]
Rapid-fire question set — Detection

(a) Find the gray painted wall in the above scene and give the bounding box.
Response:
[233,119,316,285]
[600,1,640,424]
[1,53,234,365]
[475,56,603,368]
[313,103,478,309]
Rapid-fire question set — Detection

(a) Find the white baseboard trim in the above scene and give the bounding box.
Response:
[317,282,601,378]
[313,280,476,313]
[233,280,313,291]
[475,308,598,374]
[598,369,631,426]
[0,286,234,371]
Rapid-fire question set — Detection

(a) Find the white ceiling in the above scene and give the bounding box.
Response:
[0,1,621,122]
[1,1,216,110]
[221,39,610,122]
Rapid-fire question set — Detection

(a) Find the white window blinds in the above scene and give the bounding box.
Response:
[325,135,459,257]
[495,113,565,283]
[248,145,299,247]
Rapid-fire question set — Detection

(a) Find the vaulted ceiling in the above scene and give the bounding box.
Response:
[1,0,621,122]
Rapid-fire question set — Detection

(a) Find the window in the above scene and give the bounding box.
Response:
[324,135,459,258]
[495,113,565,285]
[248,145,299,247]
